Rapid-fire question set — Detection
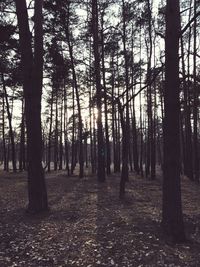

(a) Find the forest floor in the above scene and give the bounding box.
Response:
[1,170,200,267]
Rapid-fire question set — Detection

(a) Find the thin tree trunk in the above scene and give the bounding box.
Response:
[64,5,84,178]
[118,103,128,199]
[180,35,193,180]
[122,0,130,182]
[47,90,53,172]
[111,65,117,173]
[19,99,25,171]
[2,73,17,172]
[2,91,7,171]
[101,14,111,175]
[71,86,75,175]
[131,98,139,174]
[146,0,155,180]
[54,87,58,171]
[193,0,199,183]
[59,92,63,170]
[139,92,144,176]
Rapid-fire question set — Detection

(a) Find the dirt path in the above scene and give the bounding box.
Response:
[0,171,200,266]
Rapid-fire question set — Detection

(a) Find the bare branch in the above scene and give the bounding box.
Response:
[181,11,200,35]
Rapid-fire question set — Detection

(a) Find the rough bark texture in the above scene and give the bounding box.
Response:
[162,0,185,242]
[15,0,48,213]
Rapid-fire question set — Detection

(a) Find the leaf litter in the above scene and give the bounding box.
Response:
[0,171,200,266]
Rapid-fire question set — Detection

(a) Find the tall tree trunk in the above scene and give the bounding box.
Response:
[130,30,139,174]
[116,52,121,172]
[92,0,105,182]
[101,14,111,175]
[139,92,144,176]
[162,0,185,242]
[111,63,117,173]
[71,86,75,175]
[47,90,53,172]
[54,87,58,171]
[139,27,144,176]
[64,4,84,178]
[63,79,70,175]
[93,107,97,173]
[2,73,17,172]
[89,75,95,173]
[59,93,63,170]
[131,97,139,174]
[180,35,193,180]
[68,42,83,178]
[15,0,48,213]
[121,0,129,182]
[2,91,7,171]
[193,0,199,183]
[19,99,26,171]
[119,103,128,199]
[88,39,95,174]
[146,0,155,180]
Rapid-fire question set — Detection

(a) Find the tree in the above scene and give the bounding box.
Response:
[15,0,48,213]
[193,0,199,183]
[161,0,185,242]
[100,5,111,175]
[65,2,84,178]
[1,73,17,172]
[92,0,106,182]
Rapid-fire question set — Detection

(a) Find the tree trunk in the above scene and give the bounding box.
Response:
[122,0,130,181]
[101,14,111,175]
[59,93,63,170]
[71,86,75,175]
[19,99,26,171]
[2,73,17,172]
[2,90,7,171]
[92,0,105,182]
[15,0,48,213]
[47,90,53,172]
[180,36,193,180]
[54,87,58,171]
[146,0,155,180]
[131,98,139,174]
[119,103,128,199]
[67,40,83,178]
[193,0,199,183]
[162,0,185,242]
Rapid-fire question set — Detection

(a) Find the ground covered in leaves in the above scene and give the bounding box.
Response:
[1,170,200,267]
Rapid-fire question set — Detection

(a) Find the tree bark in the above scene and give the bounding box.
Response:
[101,13,111,175]
[47,90,53,172]
[193,0,199,183]
[92,0,105,182]
[15,0,48,213]
[162,0,185,242]
[19,99,26,171]
[2,90,7,171]
[121,0,130,182]
[2,73,17,172]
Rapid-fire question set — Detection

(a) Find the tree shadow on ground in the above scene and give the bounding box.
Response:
[95,175,200,267]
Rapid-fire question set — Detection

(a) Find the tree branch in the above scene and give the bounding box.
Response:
[181,11,200,35]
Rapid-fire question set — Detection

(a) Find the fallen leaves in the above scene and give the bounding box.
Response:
[0,171,200,266]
